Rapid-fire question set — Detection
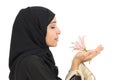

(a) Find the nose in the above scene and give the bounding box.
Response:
[57,27,61,35]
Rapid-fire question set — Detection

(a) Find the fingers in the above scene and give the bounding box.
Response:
[95,44,104,53]
[87,44,104,59]
[75,44,104,63]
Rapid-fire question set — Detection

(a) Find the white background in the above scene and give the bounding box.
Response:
[0,0,120,80]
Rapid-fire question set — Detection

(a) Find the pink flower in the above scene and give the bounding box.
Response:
[71,36,87,52]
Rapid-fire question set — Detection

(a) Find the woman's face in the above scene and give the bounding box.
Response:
[45,17,61,47]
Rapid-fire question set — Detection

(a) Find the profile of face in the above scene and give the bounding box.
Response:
[46,17,61,47]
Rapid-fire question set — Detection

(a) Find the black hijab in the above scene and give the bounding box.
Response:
[9,6,59,80]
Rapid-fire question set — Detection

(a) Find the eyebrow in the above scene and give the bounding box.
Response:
[51,21,56,24]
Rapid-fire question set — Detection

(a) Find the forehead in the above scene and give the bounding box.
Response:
[50,17,56,23]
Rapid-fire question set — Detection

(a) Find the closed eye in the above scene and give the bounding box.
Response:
[51,26,55,29]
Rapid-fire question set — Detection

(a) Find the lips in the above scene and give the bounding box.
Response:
[55,38,59,41]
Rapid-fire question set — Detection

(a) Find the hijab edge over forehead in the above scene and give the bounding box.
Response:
[28,6,55,35]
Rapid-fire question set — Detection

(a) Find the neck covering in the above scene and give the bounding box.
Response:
[9,6,58,80]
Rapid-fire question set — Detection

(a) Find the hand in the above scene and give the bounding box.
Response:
[70,44,104,71]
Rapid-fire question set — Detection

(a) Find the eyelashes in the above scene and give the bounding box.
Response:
[51,26,55,29]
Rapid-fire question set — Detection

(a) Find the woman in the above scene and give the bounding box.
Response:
[9,6,103,80]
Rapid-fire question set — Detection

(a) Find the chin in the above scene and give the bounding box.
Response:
[50,44,57,47]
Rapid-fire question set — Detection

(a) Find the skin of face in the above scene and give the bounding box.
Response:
[45,17,61,47]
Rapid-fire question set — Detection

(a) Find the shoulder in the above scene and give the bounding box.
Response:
[22,55,40,62]
[21,55,44,68]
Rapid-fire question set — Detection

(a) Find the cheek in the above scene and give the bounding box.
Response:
[45,32,54,45]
